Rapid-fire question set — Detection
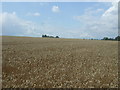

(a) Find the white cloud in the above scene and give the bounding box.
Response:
[33,12,40,16]
[74,2,118,39]
[102,2,118,17]
[0,11,82,38]
[1,12,65,37]
[52,6,60,13]
[27,12,40,16]
[1,12,43,36]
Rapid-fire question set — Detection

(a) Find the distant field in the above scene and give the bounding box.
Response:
[2,36,118,88]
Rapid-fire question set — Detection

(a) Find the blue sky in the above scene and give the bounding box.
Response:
[1,2,118,39]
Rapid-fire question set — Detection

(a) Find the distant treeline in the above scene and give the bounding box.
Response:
[42,34,120,41]
[89,36,120,41]
[101,36,120,41]
[42,35,59,38]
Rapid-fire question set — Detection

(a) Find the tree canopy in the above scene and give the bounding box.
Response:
[102,36,120,41]
[42,35,59,38]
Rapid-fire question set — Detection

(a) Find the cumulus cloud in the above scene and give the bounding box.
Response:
[52,6,60,13]
[33,12,40,16]
[0,12,65,37]
[74,2,118,39]
[102,2,118,17]
[0,11,81,38]
[1,12,43,36]
[27,12,40,16]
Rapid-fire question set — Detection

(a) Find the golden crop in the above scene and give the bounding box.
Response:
[2,36,118,88]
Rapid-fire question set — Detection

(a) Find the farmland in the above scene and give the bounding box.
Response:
[2,36,118,88]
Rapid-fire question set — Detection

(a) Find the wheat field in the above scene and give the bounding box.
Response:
[2,36,118,88]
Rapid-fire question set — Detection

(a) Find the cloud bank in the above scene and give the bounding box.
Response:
[1,12,42,36]
[74,2,118,38]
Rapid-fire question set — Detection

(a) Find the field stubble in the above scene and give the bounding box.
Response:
[2,36,118,88]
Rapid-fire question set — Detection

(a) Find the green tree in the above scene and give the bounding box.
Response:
[102,37,109,40]
[56,36,59,38]
[115,36,120,41]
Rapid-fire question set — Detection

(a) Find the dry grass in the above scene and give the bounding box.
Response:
[2,36,118,88]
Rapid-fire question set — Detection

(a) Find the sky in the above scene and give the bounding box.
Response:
[0,2,118,39]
